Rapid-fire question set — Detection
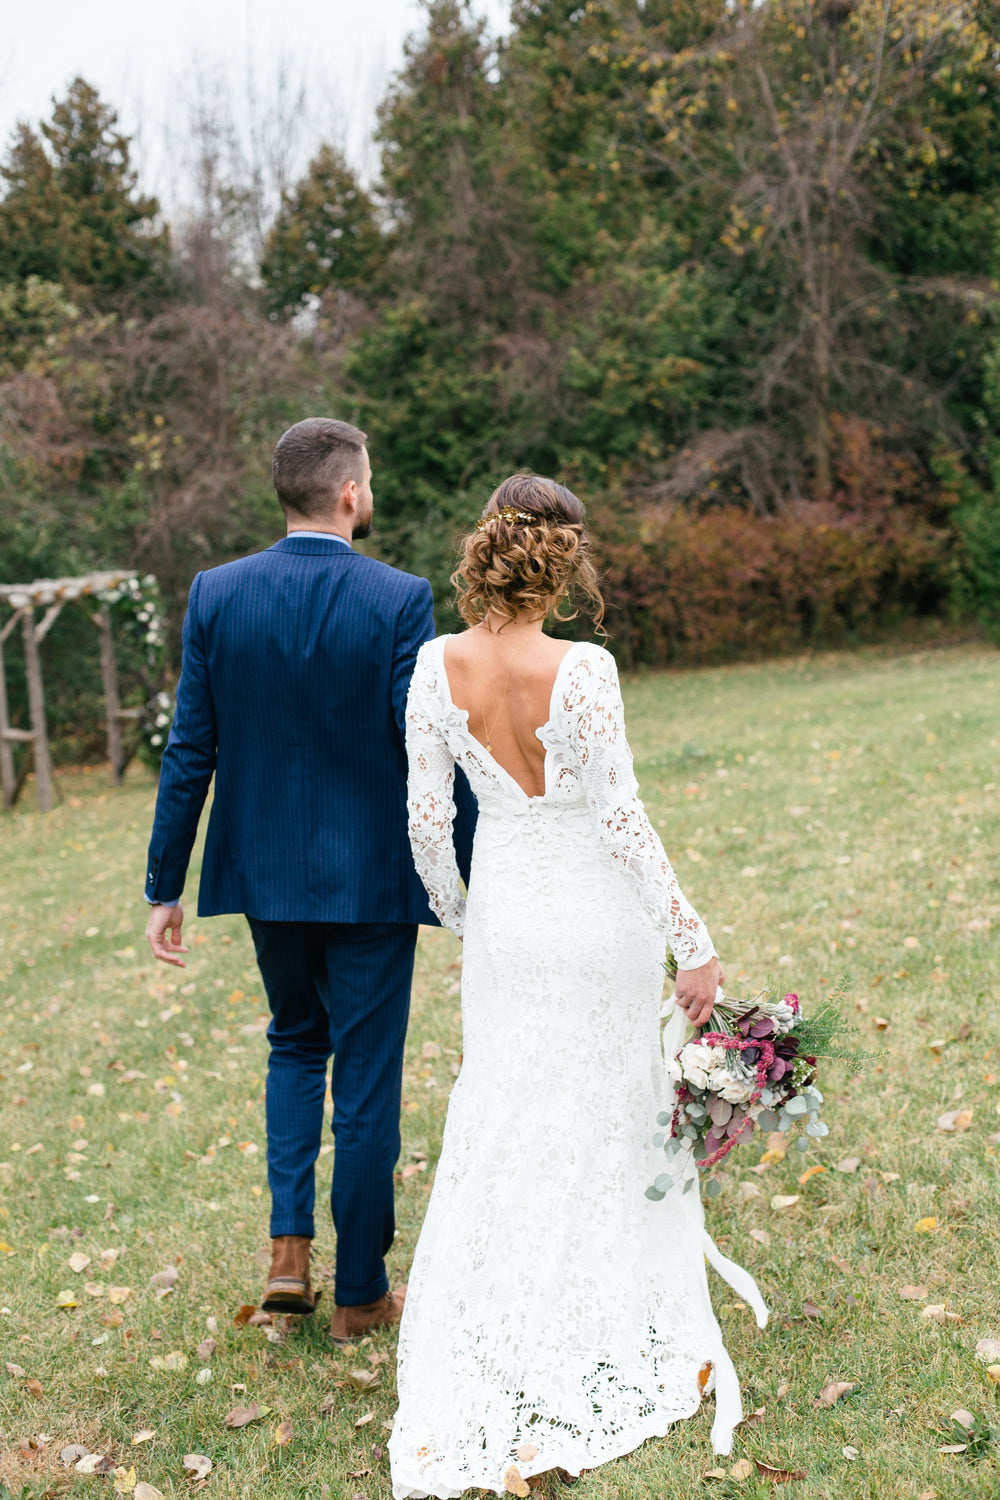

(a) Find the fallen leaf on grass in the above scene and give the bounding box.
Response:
[986,1366,1000,1385]
[133,1485,165,1500]
[815,1380,858,1408]
[24,1378,42,1396]
[516,1444,539,1463]
[771,1195,799,1211]
[504,1466,530,1497]
[703,1469,727,1480]
[56,1288,79,1307]
[937,1110,974,1132]
[182,1454,212,1479]
[196,1338,217,1361]
[922,1305,962,1326]
[132,1429,155,1445]
[150,1351,187,1371]
[347,1367,381,1391]
[274,1422,293,1447]
[233,1304,258,1326]
[355,1411,375,1429]
[755,1459,807,1483]
[730,1459,753,1479]
[975,1338,1000,1363]
[749,1229,771,1247]
[108,1286,131,1304]
[899,1285,928,1301]
[69,1252,91,1273]
[76,1454,114,1474]
[113,1466,137,1493]
[738,1406,766,1427]
[348,1470,371,1480]
[915,1217,938,1234]
[798,1165,825,1186]
[801,1300,823,1319]
[6,1361,26,1377]
[842,1446,859,1460]
[84,1281,106,1298]
[196,1368,213,1385]
[150,1266,179,1289]
[319,1393,337,1417]
[60,1445,90,1466]
[226,1402,270,1427]
[937,1443,967,1454]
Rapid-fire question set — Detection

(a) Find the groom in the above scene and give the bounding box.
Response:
[143,417,475,1341]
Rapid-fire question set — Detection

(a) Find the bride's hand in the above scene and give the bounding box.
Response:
[675,956,724,1029]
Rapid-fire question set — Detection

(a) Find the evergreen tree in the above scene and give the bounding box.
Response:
[260,144,385,317]
[0,77,167,297]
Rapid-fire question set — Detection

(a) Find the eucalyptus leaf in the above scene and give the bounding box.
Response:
[657,1112,672,1127]
[645,1185,666,1202]
[756,1108,778,1132]
[796,1135,811,1152]
[783,1096,809,1118]
[705,1178,722,1200]
[654,1173,672,1193]
[683,1177,695,1194]
[653,1132,665,1148]
[806,1119,829,1137]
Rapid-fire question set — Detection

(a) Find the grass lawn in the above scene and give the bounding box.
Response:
[1,641,998,1500]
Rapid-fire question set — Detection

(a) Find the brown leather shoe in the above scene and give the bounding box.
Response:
[261,1235,319,1316]
[329,1286,406,1345]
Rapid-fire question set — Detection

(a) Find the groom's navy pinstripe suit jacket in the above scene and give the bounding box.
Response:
[145,534,475,922]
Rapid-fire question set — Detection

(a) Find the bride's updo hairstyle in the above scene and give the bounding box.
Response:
[452,473,605,632]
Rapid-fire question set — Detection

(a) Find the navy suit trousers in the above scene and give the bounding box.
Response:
[247,918,418,1306]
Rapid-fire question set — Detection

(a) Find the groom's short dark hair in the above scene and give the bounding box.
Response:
[272,417,367,518]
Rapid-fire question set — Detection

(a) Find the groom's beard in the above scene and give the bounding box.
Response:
[353,508,374,540]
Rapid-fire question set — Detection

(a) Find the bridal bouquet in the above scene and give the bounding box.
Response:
[648,958,862,1200]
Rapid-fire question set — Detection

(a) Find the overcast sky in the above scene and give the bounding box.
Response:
[0,0,511,209]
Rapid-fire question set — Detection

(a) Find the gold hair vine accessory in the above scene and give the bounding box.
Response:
[475,506,535,531]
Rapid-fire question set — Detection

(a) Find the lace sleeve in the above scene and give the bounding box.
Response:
[564,648,715,968]
[405,645,467,938]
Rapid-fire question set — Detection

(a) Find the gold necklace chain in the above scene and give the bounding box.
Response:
[471,625,530,753]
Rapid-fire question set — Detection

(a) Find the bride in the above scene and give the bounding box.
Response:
[390,474,767,1498]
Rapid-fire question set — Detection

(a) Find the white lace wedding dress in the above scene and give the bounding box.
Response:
[390,636,766,1499]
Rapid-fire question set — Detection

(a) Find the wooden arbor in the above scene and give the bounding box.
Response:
[0,571,141,811]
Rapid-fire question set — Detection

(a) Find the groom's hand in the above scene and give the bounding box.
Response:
[146,902,188,967]
[675,956,724,1028]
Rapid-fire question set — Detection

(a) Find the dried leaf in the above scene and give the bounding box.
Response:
[226,1402,268,1427]
[504,1465,530,1497]
[347,1367,382,1391]
[899,1285,928,1301]
[842,1446,859,1461]
[922,1305,962,1326]
[196,1368,213,1385]
[730,1459,753,1479]
[834,1157,860,1174]
[754,1460,807,1483]
[515,1444,539,1463]
[25,1378,43,1396]
[60,1444,90,1466]
[132,1429,155,1445]
[915,1217,938,1234]
[182,1453,213,1479]
[937,1110,974,1132]
[151,1265,179,1288]
[975,1338,1000,1363]
[749,1228,771,1247]
[802,1300,823,1319]
[6,1361,26,1377]
[704,1469,728,1480]
[937,1443,968,1454]
[951,1408,977,1429]
[108,1286,132,1304]
[815,1379,858,1408]
[987,1366,1000,1384]
[319,1393,338,1417]
[113,1466,137,1493]
[68,1252,92,1273]
[133,1485,165,1500]
[355,1411,375,1429]
[233,1304,258,1326]
[771,1195,799,1211]
[798,1165,826,1186]
[76,1454,110,1474]
[275,1422,293,1447]
[196,1338,217,1361]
